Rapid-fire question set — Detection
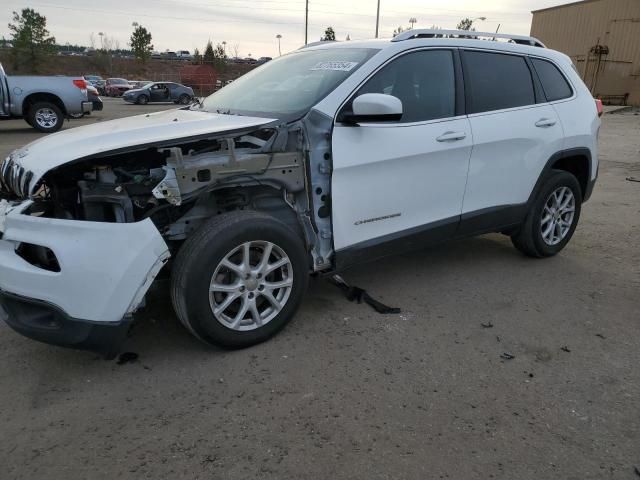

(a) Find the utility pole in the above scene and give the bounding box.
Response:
[305,0,309,45]
[276,34,282,56]
[375,0,380,38]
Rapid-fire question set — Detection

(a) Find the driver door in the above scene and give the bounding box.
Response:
[331,49,472,260]
[150,83,166,102]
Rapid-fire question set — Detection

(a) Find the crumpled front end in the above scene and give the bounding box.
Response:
[0,200,169,356]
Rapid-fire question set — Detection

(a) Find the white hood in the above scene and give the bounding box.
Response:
[9,108,276,195]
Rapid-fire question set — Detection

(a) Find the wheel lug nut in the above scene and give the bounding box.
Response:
[248,292,254,299]
[240,286,245,292]
[258,285,264,291]
[256,273,262,279]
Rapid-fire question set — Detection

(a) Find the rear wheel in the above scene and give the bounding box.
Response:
[28,102,64,133]
[137,94,149,105]
[171,210,309,348]
[511,170,582,257]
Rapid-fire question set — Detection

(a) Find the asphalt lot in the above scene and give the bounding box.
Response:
[0,98,639,479]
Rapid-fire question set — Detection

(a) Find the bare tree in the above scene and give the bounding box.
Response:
[231,43,240,59]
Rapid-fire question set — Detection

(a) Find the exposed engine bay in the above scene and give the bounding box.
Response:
[4,114,335,271]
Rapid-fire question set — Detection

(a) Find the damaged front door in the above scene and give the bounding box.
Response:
[331,49,472,261]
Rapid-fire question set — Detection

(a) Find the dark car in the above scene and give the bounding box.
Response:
[122,81,194,105]
[105,78,133,97]
[84,75,105,94]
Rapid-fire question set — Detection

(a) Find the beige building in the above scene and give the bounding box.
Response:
[531,0,640,105]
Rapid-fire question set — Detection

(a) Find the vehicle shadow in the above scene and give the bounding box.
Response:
[123,234,525,358]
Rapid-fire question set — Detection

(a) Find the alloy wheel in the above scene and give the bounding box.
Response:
[209,241,293,331]
[34,108,58,129]
[540,186,575,246]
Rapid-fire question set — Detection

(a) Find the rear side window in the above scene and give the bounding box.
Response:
[462,51,535,114]
[531,58,573,101]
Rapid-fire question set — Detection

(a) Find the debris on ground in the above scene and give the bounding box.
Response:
[634,465,640,477]
[116,352,139,365]
[561,346,571,353]
[596,333,607,339]
[328,275,401,314]
[626,177,640,183]
[481,322,494,328]
[500,352,515,360]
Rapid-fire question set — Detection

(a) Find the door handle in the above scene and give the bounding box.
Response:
[436,131,467,142]
[535,118,557,128]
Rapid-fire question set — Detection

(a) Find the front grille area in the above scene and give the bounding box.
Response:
[0,155,32,199]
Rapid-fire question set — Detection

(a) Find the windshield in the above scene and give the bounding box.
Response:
[110,78,128,84]
[200,47,377,118]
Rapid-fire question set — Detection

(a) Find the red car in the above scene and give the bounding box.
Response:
[105,78,132,97]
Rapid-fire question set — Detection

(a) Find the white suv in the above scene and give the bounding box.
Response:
[0,30,600,356]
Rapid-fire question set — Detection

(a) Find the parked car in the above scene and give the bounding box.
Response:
[122,82,194,105]
[105,78,133,97]
[176,50,193,60]
[69,84,103,118]
[257,56,272,64]
[84,75,106,95]
[0,62,92,132]
[0,30,600,357]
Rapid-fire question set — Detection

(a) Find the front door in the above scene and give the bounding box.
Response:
[331,49,472,258]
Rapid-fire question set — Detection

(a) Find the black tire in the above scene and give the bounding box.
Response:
[178,94,191,105]
[170,210,309,349]
[511,170,582,257]
[28,102,64,133]
[137,94,149,105]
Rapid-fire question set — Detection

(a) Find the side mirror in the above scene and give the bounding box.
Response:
[344,93,403,124]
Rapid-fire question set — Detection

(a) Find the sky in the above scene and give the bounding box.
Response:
[2,0,567,58]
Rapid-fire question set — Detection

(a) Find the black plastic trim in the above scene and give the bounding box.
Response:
[0,290,131,358]
[335,216,459,271]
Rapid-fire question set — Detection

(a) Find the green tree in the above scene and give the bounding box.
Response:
[203,40,226,70]
[130,24,153,63]
[322,26,336,41]
[393,25,405,37]
[456,18,474,31]
[203,40,215,63]
[192,47,202,64]
[8,8,56,71]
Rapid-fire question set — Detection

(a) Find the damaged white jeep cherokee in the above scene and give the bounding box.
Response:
[0,30,600,356]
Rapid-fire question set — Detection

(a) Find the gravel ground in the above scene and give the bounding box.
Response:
[0,100,639,479]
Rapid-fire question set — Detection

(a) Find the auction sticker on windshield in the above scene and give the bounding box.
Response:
[311,61,358,72]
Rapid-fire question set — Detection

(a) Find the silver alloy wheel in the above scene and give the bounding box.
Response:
[541,186,576,246]
[209,240,293,331]
[34,108,58,129]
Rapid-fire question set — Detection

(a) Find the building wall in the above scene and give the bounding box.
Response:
[531,0,640,105]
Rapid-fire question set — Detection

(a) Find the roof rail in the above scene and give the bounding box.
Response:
[391,29,546,48]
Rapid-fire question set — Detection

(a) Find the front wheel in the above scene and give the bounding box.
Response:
[137,94,149,105]
[28,102,64,133]
[178,94,191,105]
[171,210,309,349]
[511,170,582,257]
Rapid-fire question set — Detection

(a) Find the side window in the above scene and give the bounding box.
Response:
[462,51,535,114]
[531,58,573,102]
[356,50,456,123]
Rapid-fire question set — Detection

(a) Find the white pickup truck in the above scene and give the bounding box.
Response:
[0,63,92,133]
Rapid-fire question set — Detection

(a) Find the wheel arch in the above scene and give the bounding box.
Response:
[528,148,592,206]
[22,92,67,117]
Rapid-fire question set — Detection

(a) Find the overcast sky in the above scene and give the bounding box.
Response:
[2,0,564,57]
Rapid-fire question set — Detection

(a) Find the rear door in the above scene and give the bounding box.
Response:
[331,49,472,254]
[459,50,564,226]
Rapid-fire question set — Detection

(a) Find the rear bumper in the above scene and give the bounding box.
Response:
[81,101,93,114]
[0,290,131,358]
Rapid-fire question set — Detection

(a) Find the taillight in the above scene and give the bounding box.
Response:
[595,98,603,117]
[73,79,87,89]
